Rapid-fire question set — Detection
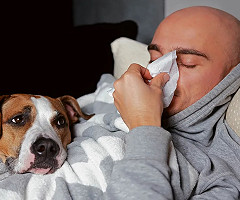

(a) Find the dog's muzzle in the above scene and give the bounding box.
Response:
[7,135,67,175]
[29,137,60,172]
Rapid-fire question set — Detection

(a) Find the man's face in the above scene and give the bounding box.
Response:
[148,10,233,117]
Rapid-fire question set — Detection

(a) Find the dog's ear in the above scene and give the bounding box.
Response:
[0,95,10,139]
[58,95,94,125]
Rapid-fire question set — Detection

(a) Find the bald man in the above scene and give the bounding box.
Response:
[106,6,240,199]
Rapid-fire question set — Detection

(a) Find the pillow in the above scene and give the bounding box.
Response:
[226,88,240,136]
[111,37,150,79]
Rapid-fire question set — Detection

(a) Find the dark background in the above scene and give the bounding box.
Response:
[1,0,164,98]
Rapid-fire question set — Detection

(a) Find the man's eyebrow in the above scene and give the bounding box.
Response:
[148,44,209,60]
[176,47,209,60]
[148,44,161,52]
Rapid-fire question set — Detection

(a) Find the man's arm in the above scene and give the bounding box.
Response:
[104,126,175,199]
[104,64,240,199]
[103,126,240,200]
[104,64,177,199]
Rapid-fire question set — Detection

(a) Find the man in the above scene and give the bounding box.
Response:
[107,6,240,199]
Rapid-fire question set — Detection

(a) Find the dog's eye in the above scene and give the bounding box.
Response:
[11,115,25,125]
[55,115,66,128]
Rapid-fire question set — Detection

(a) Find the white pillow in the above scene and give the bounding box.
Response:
[111,37,150,79]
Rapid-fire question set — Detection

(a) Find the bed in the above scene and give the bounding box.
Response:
[0,37,239,199]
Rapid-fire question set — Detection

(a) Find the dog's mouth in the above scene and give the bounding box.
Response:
[26,137,62,174]
[22,166,56,175]
[27,158,59,174]
[5,137,67,175]
[5,156,60,175]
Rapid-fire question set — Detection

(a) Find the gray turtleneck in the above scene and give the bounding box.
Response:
[104,64,240,199]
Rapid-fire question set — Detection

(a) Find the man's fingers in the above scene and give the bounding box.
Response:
[128,63,152,80]
[150,73,170,88]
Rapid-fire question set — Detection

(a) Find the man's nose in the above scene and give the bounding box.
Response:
[31,138,60,158]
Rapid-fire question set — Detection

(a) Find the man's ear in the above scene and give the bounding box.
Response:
[0,95,10,139]
[58,95,94,125]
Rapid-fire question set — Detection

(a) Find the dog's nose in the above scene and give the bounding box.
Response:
[32,138,60,158]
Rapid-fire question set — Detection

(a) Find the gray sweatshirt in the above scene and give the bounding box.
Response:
[104,63,240,199]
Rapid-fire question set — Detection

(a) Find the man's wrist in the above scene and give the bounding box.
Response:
[125,126,171,161]
[128,118,161,130]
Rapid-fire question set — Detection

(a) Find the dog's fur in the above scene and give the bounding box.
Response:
[0,94,93,174]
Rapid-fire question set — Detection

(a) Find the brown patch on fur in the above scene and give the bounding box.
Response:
[0,94,37,162]
[46,95,94,148]
[44,96,72,149]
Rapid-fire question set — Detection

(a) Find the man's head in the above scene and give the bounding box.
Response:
[148,6,240,117]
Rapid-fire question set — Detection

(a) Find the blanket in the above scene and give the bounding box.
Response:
[0,74,198,199]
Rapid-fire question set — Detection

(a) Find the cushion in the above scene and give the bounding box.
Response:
[111,37,150,79]
[226,88,240,136]
[111,37,240,136]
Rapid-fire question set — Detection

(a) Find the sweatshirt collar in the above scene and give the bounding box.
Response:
[163,63,240,145]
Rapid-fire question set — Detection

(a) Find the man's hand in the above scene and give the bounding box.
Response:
[113,64,170,130]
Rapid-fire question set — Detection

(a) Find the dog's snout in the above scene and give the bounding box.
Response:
[32,138,60,158]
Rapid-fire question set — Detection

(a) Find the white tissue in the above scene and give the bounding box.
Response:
[147,50,179,108]
[108,50,179,108]
[107,88,115,97]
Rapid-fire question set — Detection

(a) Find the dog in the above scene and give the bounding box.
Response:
[0,94,93,175]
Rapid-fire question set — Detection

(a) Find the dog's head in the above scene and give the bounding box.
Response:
[0,94,92,174]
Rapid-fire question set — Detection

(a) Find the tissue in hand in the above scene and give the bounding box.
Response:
[147,50,179,108]
[108,50,179,108]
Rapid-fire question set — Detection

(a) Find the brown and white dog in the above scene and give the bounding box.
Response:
[0,94,93,175]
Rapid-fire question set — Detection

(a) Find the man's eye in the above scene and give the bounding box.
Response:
[178,62,197,68]
[11,115,25,125]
